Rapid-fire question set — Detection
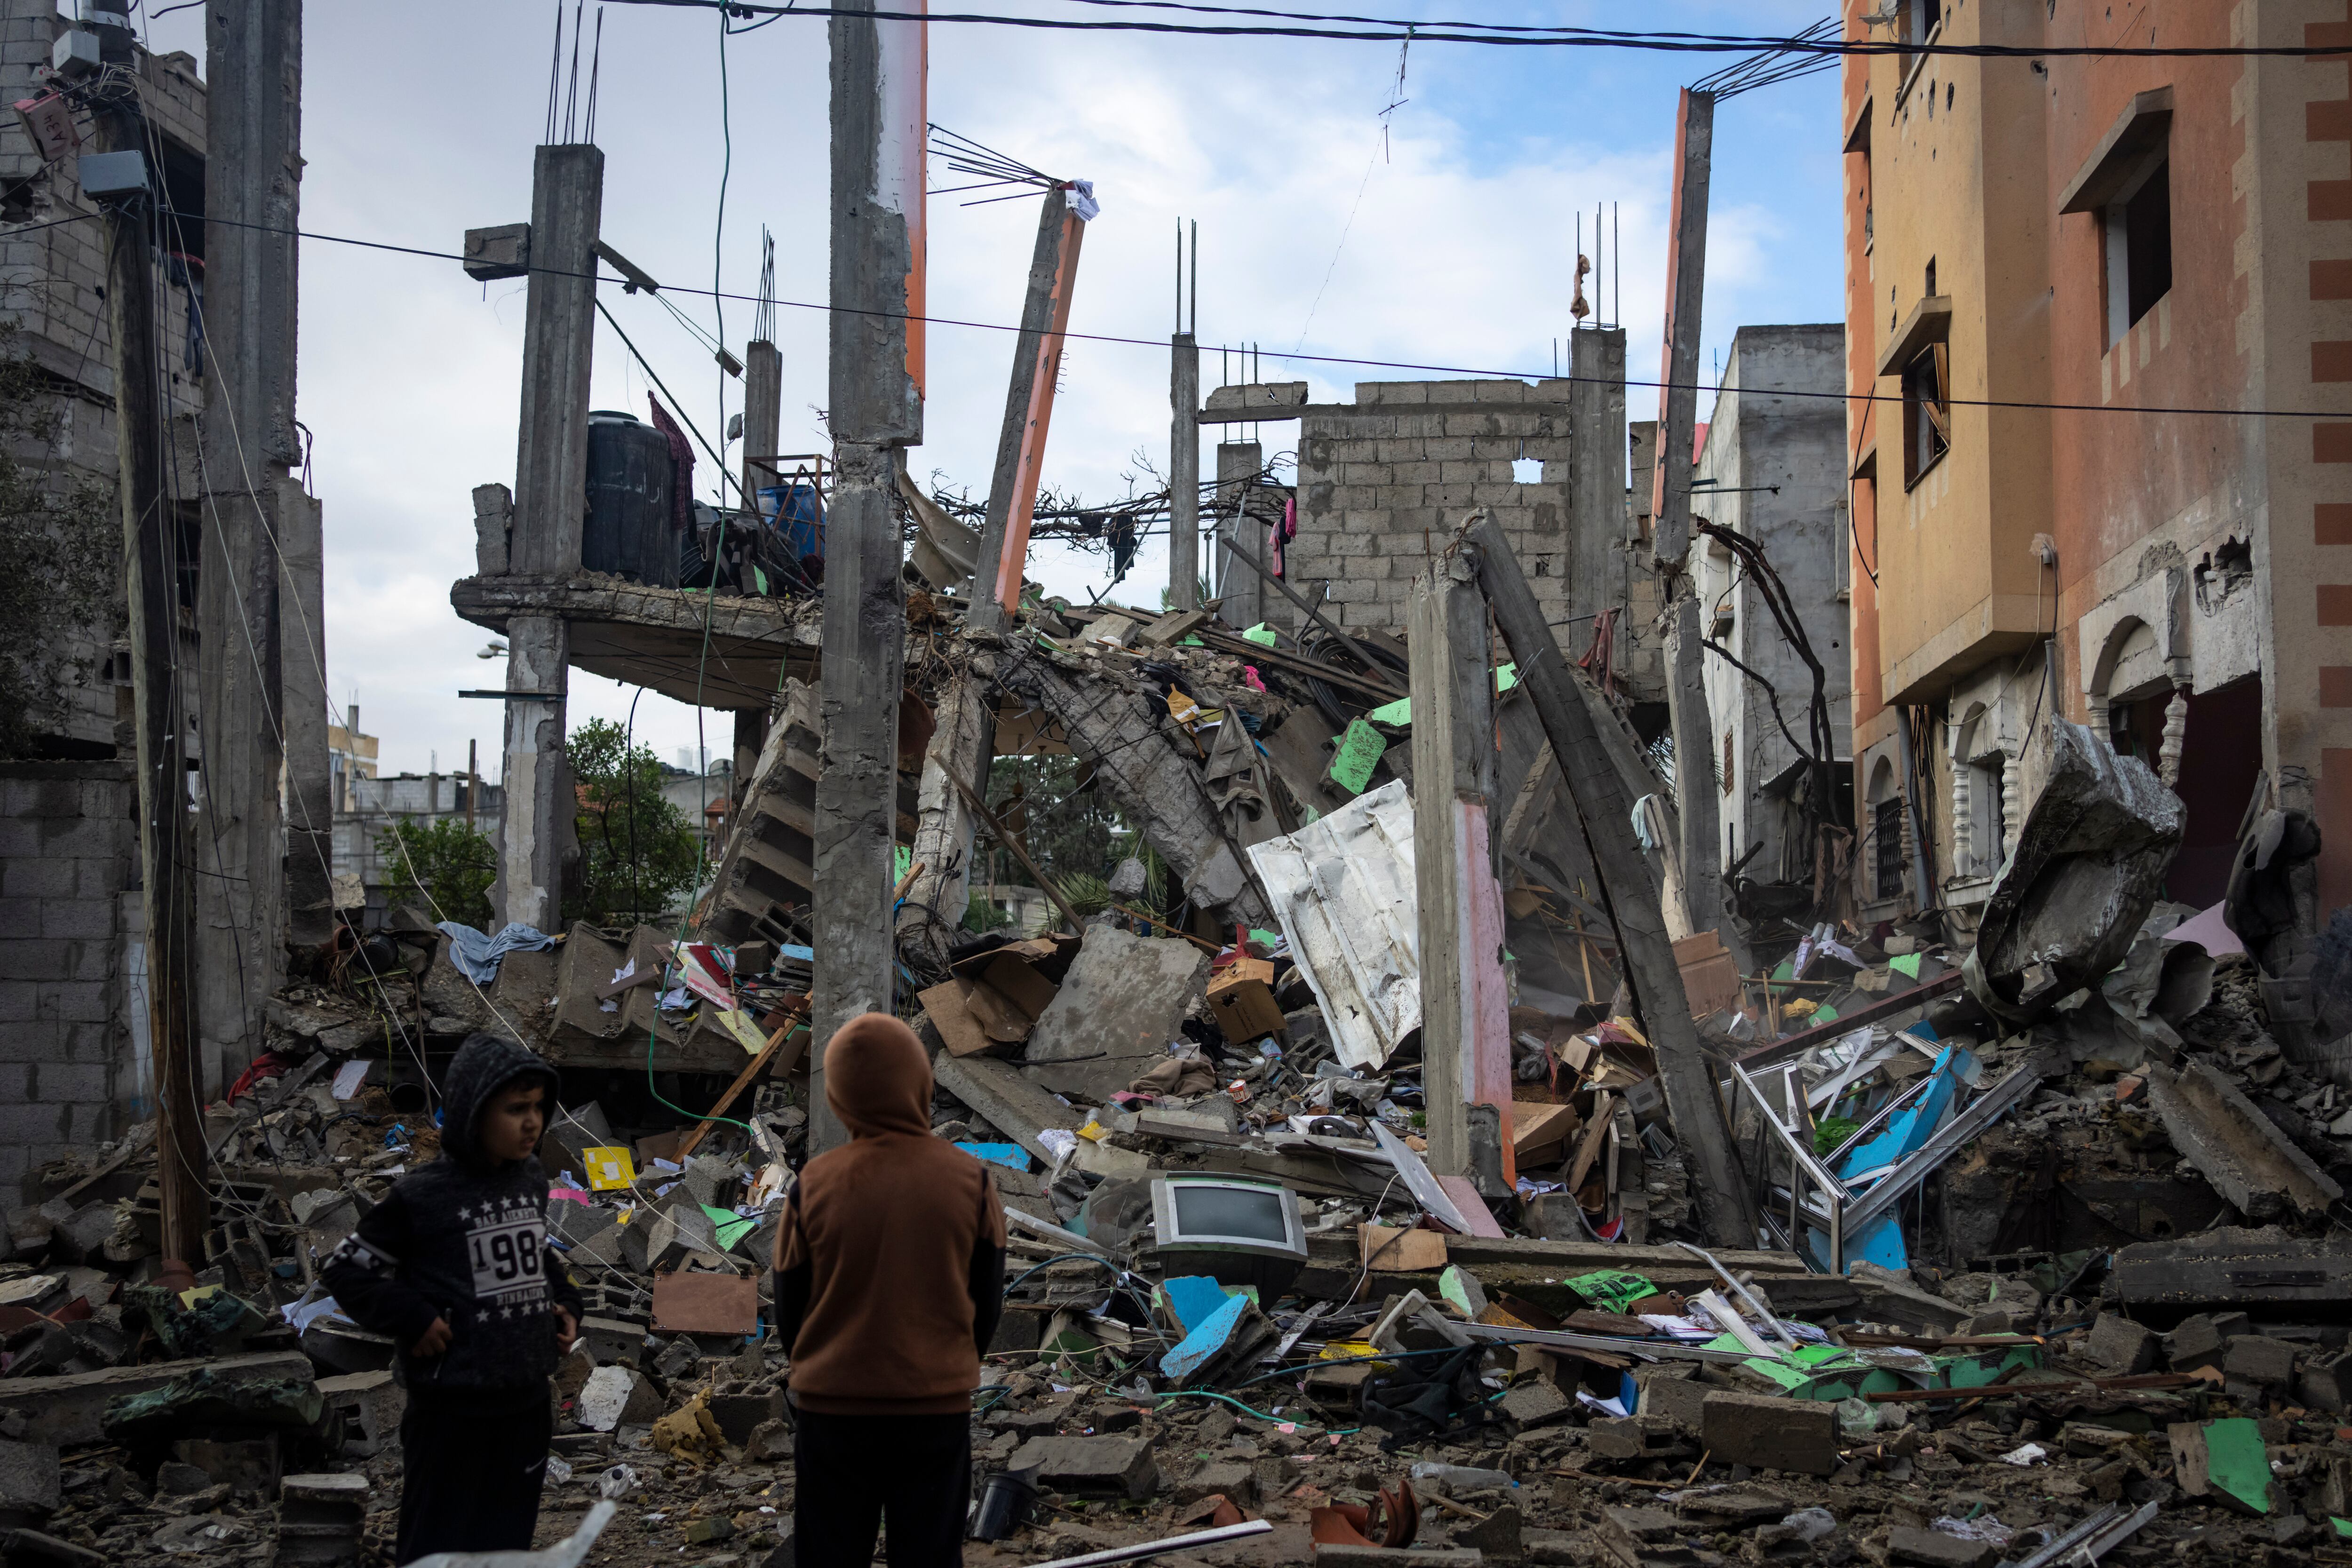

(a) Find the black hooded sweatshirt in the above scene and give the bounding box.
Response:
[322,1034,583,1392]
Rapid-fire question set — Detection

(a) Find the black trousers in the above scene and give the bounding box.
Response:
[793,1407,971,1568]
[396,1384,553,1565]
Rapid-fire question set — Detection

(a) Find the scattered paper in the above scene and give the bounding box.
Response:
[330,1059,370,1100]
[1996,1442,2048,1467]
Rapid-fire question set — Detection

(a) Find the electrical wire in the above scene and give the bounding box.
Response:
[588,0,2352,57]
[131,208,2352,426]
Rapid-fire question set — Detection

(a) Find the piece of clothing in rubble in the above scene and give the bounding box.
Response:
[772,1013,1008,1415]
[321,1032,582,1393]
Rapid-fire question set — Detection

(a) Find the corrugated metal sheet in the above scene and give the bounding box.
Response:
[1246,780,1419,1071]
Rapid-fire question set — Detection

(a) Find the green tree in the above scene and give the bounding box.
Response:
[375,817,496,931]
[568,717,703,926]
[0,324,122,758]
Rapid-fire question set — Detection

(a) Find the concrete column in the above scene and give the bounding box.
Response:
[492,616,572,933]
[1410,554,1512,1190]
[813,0,923,1155]
[1649,89,1714,576]
[731,707,767,812]
[493,144,601,932]
[1648,88,1732,955]
[195,0,303,1075]
[278,479,332,948]
[1461,509,1755,1249]
[509,145,603,575]
[1666,597,1740,960]
[1170,332,1200,612]
[1565,326,1627,626]
[1215,441,1263,629]
[741,337,782,504]
[970,185,1083,633]
[898,662,995,970]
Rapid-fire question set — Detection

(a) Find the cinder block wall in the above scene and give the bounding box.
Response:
[0,761,135,1195]
[1280,379,1575,637]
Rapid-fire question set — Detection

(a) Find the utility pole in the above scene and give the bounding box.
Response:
[1461,509,1755,1248]
[95,81,207,1263]
[812,0,925,1154]
[1650,88,1745,967]
[489,144,602,933]
[466,738,478,833]
[969,182,1085,635]
[1409,552,1512,1191]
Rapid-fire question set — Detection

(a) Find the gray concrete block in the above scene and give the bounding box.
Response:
[46,983,108,1024]
[2083,1312,2157,1374]
[1006,1434,1158,1501]
[0,940,65,981]
[0,860,73,899]
[1700,1390,1837,1477]
[38,900,109,941]
[1886,1525,1995,1568]
[2223,1334,2297,1393]
[0,981,38,1024]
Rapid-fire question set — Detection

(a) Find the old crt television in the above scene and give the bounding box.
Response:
[1148,1176,1308,1296]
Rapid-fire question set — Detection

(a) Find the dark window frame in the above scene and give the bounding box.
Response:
[1901,343,1950,489]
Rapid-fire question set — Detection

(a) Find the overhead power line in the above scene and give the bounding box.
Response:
[592,0,2352,58]
[31,204,2352,425]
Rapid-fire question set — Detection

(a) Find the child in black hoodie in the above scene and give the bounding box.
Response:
[323,1033,583,1564]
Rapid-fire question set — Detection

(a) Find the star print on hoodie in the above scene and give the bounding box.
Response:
[322,1033,582,1390]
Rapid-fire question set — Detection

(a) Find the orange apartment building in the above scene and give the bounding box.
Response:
[1843,0,2352,974]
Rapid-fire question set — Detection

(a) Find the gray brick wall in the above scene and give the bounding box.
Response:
[0,759,134,1196]
[0,0,208,752]
[1277,379,1576,640]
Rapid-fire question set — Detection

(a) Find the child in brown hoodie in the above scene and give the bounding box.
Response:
[773,1013,1007,1567]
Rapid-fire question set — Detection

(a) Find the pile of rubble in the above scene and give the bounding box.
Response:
[15,561,2352,1568]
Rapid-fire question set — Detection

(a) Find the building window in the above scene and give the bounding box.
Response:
[2104,156,2170,346]
[1874,796,1907,900]
[1906,0,1942,44]
[1901,344,1949,487]
[1968,752,2007,875]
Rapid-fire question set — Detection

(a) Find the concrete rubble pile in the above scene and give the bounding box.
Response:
[14,595,2352,1568]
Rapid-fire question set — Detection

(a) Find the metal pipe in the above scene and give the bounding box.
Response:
[1029,1522,1274,1568]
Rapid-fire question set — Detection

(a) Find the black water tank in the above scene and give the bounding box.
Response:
[584,409,677,587]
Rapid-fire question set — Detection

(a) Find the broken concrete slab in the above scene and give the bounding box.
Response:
[0,1438,59,1519]
[0,1352,315,1448]
[577,1367,661,1433]
[932,1052,1088,1166]
[1020,926,1210,1102]
[1963,719,2185,1028]
[1004,1434,1159,1501]
[2142,1058,2342,1222]
[995,654,1272,928]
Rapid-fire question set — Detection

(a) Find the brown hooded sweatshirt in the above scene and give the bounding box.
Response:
[772,1014,1007,1415]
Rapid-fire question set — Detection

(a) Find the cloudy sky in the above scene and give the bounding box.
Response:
[132,0,1843,778]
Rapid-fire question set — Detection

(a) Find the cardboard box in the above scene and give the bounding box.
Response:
[1359,1223,1448,1273]
[1207,958,1287,1045]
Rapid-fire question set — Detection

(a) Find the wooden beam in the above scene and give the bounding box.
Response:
[677,996,813,1162]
